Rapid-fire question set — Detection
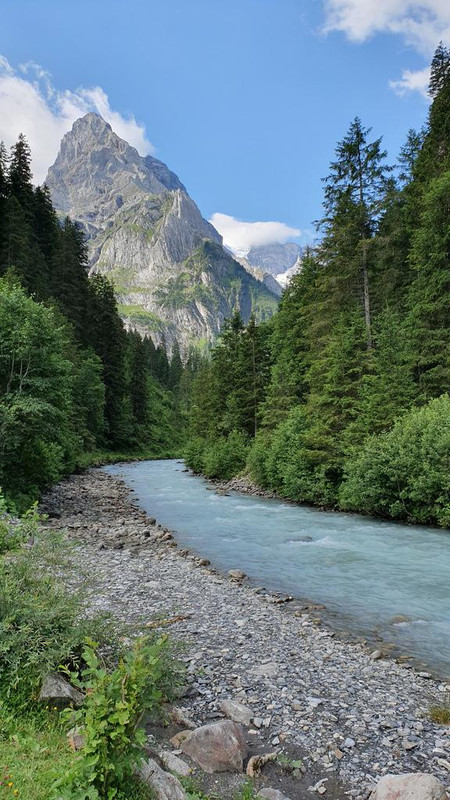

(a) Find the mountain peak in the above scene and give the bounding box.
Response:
[46,115,278,350]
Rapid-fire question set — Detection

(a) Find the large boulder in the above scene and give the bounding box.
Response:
[181,719,248,773]
[39,673,85,708]
[371,774,447,800]
[139,759,187,800]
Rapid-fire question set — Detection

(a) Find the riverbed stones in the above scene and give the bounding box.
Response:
[220,699,254,726]
[249,661,279,678]
[370,774,447,800]
[139,758,187,800]
[39,673,85,708]
[181,720,248,773]
[41,471,450,799]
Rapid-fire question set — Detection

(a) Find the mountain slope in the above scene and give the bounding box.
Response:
[46,113,278,349]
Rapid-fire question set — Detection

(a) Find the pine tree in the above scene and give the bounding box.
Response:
[429,42,450,99]
[320,117,392,348]
[128,330,149,431]
[88,274,131,447]
[8,134,34,211]
[168,340,183,391]
[0,196,32,282]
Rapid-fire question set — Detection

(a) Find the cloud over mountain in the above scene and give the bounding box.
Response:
[210,212,301,257]
[0,56,153,183]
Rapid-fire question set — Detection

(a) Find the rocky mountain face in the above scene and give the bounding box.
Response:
[247,242,302,277]
[46,113,278,351]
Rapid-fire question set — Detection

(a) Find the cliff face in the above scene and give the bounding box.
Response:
[46,113,278,350]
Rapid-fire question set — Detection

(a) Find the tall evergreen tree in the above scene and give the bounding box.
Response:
[320,117,392,348]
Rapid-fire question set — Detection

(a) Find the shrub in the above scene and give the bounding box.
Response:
[202,430,249,480]
[0,530,116,711]
[183,436,207,474]
[246,432,271,488]
[54,637,170,800]
[247,407,337,506]
[339,394,450,526]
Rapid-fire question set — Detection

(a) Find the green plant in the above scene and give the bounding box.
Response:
[429,703,450,724]
[202,431,249,481]
[179,776,213,799]
[54,636,170,800]
[339,394,450,526]
[276,752,304,774]
[0,531,117,711]
[234,780,256,800]
[0,492,24,553]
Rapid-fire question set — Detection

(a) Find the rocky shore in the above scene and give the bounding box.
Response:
[41,469,450,800]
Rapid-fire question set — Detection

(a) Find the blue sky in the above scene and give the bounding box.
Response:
[1,0,448,252]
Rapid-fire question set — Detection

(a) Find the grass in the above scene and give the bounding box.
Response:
[0,715,155,800]
[430,704,450,724]
[0,715,72,800]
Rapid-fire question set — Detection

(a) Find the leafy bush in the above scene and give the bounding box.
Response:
[339,394,450,526]
[183,436,207,474]
[247,407,337,506]
[0,531,116,711]
[246,432,271,488]
[202,430,249,480]
[184,431,250,481]
[54,637,170,800]
[0,279,76,510]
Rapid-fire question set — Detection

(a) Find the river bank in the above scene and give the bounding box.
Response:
[41,468,450,800]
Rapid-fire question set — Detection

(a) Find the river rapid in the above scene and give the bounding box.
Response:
[106,459,450,677]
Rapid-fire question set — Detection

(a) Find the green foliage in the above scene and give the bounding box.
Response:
[0,714,73,800]
[0,278,75,509]
[0,528,116,711]
[186,45,450,526]
[0,494,41,553]
[339,395,450,526]
[54,637,169,800]
[183,436,207,474]
[185,431,249,481]
[202,431,250,480]
[429,702,450,725]
[0,135,189,505]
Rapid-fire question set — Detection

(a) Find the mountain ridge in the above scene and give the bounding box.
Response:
[46,113,278,350]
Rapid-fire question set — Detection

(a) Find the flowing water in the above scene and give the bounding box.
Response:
[105,459,450,677]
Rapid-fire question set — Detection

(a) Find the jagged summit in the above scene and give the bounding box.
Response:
[46,115,278,349]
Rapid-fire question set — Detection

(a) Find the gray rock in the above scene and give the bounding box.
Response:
[228,569,246,581]
[159,750,191,777]
[220,699,253,726]
[140,758,187,800]
[170,706,196,729]
[39,673,85,707]
[258,790,292,800]
[370,650,384,661]
[249,662,279,678]
[370,774,447,800]
[181,720,247,773]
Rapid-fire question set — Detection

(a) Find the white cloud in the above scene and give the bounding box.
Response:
[0,57,153,184]
[322,0,450,95]
[389,65,431,96]
[209,212,301,257]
